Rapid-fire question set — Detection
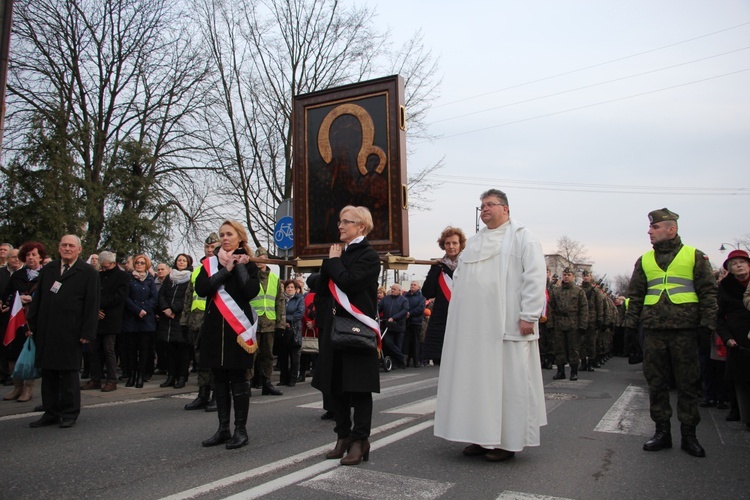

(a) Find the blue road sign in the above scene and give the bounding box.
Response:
[274,216,294,250]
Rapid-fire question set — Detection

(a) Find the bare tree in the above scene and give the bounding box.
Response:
[611,274,631,296]
[3,0,213,255]
[193,0,442,246]
[555,235,592,268]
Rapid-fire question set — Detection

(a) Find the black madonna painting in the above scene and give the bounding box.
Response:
[293,75,409,259]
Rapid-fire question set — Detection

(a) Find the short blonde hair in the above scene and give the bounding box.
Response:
[339,206,374,236]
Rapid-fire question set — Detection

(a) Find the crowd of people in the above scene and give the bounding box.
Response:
[1,196,748,466]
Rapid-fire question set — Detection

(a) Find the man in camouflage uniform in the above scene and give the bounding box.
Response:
[624,208,717,458]
[597,287,616,366]
[548,267,588,381]
[580,271,602,372]
[182,233,220,411]
[250,247,285,396]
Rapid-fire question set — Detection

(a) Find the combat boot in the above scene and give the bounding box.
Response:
[552,366,566,380]
[184,385,210,410]
[569,365,578,381]
[680,424,705,458]
[643,421,672,451]
[261,377,283,396]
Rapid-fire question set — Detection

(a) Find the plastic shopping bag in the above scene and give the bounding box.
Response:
[12,337,41,380]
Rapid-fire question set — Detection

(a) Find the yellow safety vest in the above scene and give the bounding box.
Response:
[641,245,699,305]
[190,266,206,311]
[250,272,278,319]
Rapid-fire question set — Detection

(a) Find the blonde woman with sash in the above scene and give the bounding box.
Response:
[195,220,260,450]
[307,206,381,466]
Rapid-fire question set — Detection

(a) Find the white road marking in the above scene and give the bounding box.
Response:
[222,420,436,500]
[497,491,574,500]
[0,397,162,422]
[383,396,436,416]
[300,465,453,499]
[298,378,439,410]
[594,385,652,436]
[545,379,592,389]
[160,417,419,500]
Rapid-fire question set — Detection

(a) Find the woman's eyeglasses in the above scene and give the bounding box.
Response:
[337,219,359,227]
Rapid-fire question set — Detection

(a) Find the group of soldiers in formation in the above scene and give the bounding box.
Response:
[540,268,626,381]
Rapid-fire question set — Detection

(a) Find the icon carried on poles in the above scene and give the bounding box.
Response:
[274,216,294,251]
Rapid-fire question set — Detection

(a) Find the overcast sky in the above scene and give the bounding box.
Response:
[370,0,750,286]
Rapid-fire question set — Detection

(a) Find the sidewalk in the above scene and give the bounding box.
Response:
[0,373,203,418]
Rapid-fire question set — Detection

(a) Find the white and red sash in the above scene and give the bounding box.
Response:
[328,280,381,346]
[203,256,258,354]
[438,271,453,302]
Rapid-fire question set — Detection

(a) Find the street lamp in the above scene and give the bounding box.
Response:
[719,242,750,253]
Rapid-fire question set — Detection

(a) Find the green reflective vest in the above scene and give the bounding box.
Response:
[641,245,699,305]
[190,266,206,311]
[251,272,278,319]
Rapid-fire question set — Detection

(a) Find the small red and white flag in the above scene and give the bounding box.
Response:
[3,292,27,346]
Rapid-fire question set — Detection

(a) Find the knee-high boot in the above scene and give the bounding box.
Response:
[202,382,231,446]
[226,381,250,449]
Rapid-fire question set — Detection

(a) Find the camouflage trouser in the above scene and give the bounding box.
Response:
[643,328,701,427]
[597,327,612,356]
[554,329,581,367]
[188,327,213,388]
[581,326,598,359]
[539,323,555,363]
[252,330,275,380]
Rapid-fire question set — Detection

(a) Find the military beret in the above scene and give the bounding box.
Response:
[648,208,679,224]
[582,270,592,277]
[255,246,268,257]
[562,267,575,274]
[205,232,219,244]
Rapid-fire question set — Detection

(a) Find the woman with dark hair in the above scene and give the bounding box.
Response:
[421,226,467,366]
[308,205,381,466]
[121,254,158,388]
[2,242,46,402]
[278,279,304,387]
[197,220,260,450]
[157,253,193,388]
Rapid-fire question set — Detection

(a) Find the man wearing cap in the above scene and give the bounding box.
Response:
[250,247,285,396]
[580,270,603,372]
[547,267,588,381]
[624,208,717,458]
[182,233,221,411]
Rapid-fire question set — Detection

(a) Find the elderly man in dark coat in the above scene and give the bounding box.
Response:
[82,251,129,392]
[27,235,100,428]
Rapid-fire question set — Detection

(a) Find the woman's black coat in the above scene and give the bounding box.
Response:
[156,275,190,343]
[420,262,454,361]
[717,274,750,382]
[308,239,381,395]
[196,252,260,370]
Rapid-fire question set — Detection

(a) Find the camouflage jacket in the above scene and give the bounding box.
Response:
[581,281,603,329]
[624,235,717,331]
[602,294,616,328]
[548,281,589,331]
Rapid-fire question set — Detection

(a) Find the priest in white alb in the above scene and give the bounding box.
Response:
[434,188,547,462]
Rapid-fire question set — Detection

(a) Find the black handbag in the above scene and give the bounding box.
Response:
[330,308,377,352]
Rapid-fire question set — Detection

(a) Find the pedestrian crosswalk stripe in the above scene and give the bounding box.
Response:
[594,385,652,436]
[497,491,574,500]
[301,467,453,499]
[383,396,436,415]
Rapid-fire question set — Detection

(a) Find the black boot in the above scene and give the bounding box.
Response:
[202,382,231,447]
[569,365,578,381]
[205,386,218,412]
[160,375,175,388]
[184,385,210,410]
[174,376,186,389]
[643,421,672,451]
[592,356,602,368]
[586,357,595,372]
[262,377,283,396]
[552,366,566,380]
[226,382,250,450]
[126,373,136,387]
[680,423,706,458]
[135,370,144,389]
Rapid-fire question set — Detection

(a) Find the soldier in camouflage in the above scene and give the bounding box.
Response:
[548,267,588,381]
[580,271,602,372]
[624,208,717,458]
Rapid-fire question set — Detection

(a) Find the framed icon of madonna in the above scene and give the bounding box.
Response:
[292,75,409,260]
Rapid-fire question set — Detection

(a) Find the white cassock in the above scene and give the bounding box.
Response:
[433,219,547,451]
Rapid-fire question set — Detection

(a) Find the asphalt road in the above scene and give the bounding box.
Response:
[1,358,748,500]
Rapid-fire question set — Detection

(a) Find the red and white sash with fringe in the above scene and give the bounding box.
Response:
[203,256,258,354]
[328,280,381,346]
[438,271,453,302]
